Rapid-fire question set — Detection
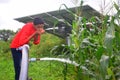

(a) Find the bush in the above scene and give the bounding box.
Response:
[0,40,11,54]
[29,33,65,57]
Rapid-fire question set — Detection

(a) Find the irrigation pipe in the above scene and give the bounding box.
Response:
[29,57,79,66]
[19,44,29,80]
[18,45,79,80]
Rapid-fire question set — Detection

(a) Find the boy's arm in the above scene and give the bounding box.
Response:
[33,34,40,45]
[33,29,45,45]
[19,30,37,46]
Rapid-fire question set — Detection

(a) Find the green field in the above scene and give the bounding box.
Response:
[0,2,120,79]
[0,33,77,80]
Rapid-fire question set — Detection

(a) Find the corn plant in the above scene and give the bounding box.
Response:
[51,1,120,80]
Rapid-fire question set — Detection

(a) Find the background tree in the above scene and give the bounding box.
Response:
[0,29,14,41]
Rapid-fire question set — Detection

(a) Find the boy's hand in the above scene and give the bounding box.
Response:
[35,29,45,35]
[40,29,45,34]
[35,30,41,35]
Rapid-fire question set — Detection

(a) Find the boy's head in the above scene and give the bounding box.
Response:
[33,17,44,30]
[33,17,44,25]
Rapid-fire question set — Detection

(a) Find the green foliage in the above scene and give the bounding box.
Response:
[0,40,11,54]
[29,33,64,57]
[0,1,120,80]
[0,32,78,80]
[50,1,120,80]
[0,29,14,41]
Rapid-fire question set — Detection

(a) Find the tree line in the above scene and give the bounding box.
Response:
[0,29,15,41]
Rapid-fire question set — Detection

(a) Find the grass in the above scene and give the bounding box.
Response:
[28,61,76,80]
[0,33,76,80]
[0,52,14,80]
[0,52,76,80]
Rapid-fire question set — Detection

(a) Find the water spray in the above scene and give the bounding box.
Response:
[29,57,79,66]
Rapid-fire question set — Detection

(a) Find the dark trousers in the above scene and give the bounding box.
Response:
[11,48,22,80]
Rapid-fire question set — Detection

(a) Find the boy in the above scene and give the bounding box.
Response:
[10,17,45,80]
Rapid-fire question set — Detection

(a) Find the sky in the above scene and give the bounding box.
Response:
[0,0,118,31]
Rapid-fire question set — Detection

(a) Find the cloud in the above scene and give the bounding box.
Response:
[0,0,10,3]
[0,16,24,31]
[0,0,117,32]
